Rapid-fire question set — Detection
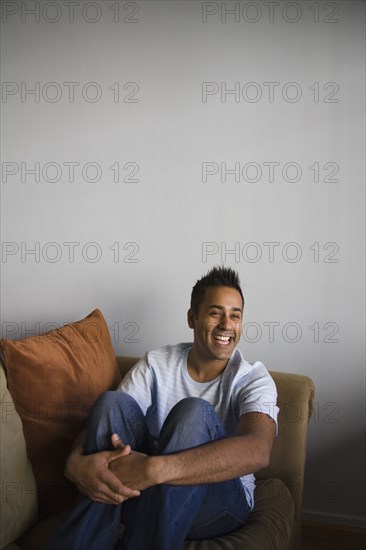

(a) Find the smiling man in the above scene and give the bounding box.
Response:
[47,266,279,550]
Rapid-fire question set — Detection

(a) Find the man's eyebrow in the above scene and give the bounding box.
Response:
[208,304,243,312]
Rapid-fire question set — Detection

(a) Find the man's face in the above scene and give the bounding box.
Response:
[188,286,243,363]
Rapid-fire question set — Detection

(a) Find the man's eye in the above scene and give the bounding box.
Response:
[210,311,220,316]
[232,314,241,320]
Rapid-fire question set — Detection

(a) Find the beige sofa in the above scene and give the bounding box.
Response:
[1,355,314,550]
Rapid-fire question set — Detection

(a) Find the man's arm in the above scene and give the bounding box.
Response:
[109,412,275,489]
[65,429,141,504]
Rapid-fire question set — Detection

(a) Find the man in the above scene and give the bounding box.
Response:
[47,266,278,550]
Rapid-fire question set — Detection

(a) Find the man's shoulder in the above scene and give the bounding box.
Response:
[229,347,263,371]
[145,342,192,365]
[229,348,273,382]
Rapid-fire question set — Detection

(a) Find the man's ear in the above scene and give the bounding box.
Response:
[187,308,195,329]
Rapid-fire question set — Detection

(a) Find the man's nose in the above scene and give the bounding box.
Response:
[218,313,231,329]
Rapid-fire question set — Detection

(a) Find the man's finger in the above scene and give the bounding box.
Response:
[101,469,140,497]
[93,488,127,504]
[111,433,125,449]
[93,483,140,504]
[109,446,132,463]
[86,486,126,505]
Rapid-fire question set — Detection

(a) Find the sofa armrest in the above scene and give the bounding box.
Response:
[258,371,315,548]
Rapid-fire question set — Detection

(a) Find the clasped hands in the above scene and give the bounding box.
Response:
[65,434,154,505]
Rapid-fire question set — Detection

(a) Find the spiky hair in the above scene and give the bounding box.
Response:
[190,266,244,316]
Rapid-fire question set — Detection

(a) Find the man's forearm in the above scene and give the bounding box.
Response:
[148,434,270,486]
[106,413,275,492]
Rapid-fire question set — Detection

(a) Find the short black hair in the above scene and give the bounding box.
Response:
[190,266,244,317]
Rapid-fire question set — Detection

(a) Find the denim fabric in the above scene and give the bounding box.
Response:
[45,392,250,550]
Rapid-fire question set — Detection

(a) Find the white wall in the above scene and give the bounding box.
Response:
[1,0,365,526]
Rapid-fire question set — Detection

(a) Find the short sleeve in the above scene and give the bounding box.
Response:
[117,356,154,415]
[238,362,279,432]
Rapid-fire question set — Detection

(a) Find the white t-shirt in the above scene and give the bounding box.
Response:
[117,342,279,509]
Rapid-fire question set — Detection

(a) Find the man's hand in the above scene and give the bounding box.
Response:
[65,436,141,505]
[109,450,154,492]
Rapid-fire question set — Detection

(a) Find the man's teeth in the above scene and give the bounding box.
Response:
[214,335,230,342]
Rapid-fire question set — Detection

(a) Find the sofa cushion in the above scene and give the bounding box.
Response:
[0,362,37,548]
[15,480,293,550]
[0,309,121,518]
[182,479,294,550]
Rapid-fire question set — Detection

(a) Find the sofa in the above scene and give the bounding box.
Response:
[0,310,315,550]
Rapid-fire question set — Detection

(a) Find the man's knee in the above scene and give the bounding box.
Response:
[93,390,135,409]
[88,391,139,427]
[158,398,224,452]
[168,397,217,426]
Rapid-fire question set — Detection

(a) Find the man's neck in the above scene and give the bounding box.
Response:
[187,348,228,383]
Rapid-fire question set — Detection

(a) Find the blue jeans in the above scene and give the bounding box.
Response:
[46,392,250,550]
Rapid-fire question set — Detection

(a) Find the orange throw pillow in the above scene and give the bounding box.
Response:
[0,309,121,517]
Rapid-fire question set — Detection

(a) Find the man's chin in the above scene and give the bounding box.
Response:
[210,341,236,359]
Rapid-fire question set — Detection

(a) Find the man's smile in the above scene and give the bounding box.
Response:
[212,332,235,346]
